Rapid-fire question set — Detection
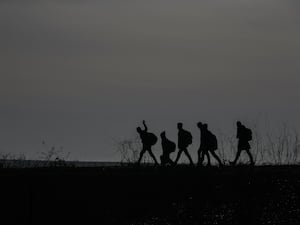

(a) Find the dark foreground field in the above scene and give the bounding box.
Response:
[1,165,300,225]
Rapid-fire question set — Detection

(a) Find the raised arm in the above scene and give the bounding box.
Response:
[142,120,148,131]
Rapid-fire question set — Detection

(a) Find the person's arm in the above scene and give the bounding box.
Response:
[236,127,240,139]
[142,120,148,131]
[178,131,181,147]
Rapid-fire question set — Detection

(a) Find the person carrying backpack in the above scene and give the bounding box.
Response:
[197,122,209,166]
[160,131,176,166]
[174,123,194,165]
[230,121,254,166]
[197,122,223,166]
[136,120,159,165]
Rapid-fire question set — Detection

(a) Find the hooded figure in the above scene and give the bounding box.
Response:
[160,131,176,166]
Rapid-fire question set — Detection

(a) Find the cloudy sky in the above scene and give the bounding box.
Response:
[1,0,300,161]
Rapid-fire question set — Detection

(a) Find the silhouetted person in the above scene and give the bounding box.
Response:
[230,121,254,165]
[197,122,209,166]
[197,122,223,166]
[137,120,159,165]
[174,123,194,165]
[160,131,176,166]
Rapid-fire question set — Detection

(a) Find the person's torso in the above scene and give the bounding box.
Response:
[178,129,191,148]
[237,126,249,141]
[162,138,175,153]
[140,131,147,141]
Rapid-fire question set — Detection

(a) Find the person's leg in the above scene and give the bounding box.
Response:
[246,149,255,165]
[175,149,183,164]
[210,151,223,166]
[137,148,146,164]
[231,149,242,165]
[184,148,194,165]
[148,149,159,165]
[166,156,174,166]
[201,151,206,164]
[160,155,165,166]
[198,149,203,166]
[205,151,211,166]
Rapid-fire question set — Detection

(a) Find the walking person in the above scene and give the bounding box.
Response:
[160,131,176,166]
[197,122,223,166]
[174,123,194,165]
[136,120,159,165]
[197,122,209,166]
[230,121,254,165]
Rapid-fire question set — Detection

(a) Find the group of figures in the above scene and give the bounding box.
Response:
[136,120,255,166]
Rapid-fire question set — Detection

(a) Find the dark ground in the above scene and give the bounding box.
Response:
[1,165,300,225]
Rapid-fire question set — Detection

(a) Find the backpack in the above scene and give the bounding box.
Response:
[209,132,218,150]
[184,131,193,146]
[146,132,158,146]
[244,128,252,141]
[168,141,176,153]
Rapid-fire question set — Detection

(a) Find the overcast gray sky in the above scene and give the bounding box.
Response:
[1,0,300,161]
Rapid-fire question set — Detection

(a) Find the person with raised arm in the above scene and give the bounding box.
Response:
[136,120,159,165]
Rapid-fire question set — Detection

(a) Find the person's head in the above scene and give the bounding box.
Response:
[237,121,242,127]
[160,131,166,138]
[197,122,203,128]
[177,123,183,130]
[203,123,208,130]
[136,127,142,133]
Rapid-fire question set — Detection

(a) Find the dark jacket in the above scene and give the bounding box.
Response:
[237,125,251,150]
[178,129,192,149]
